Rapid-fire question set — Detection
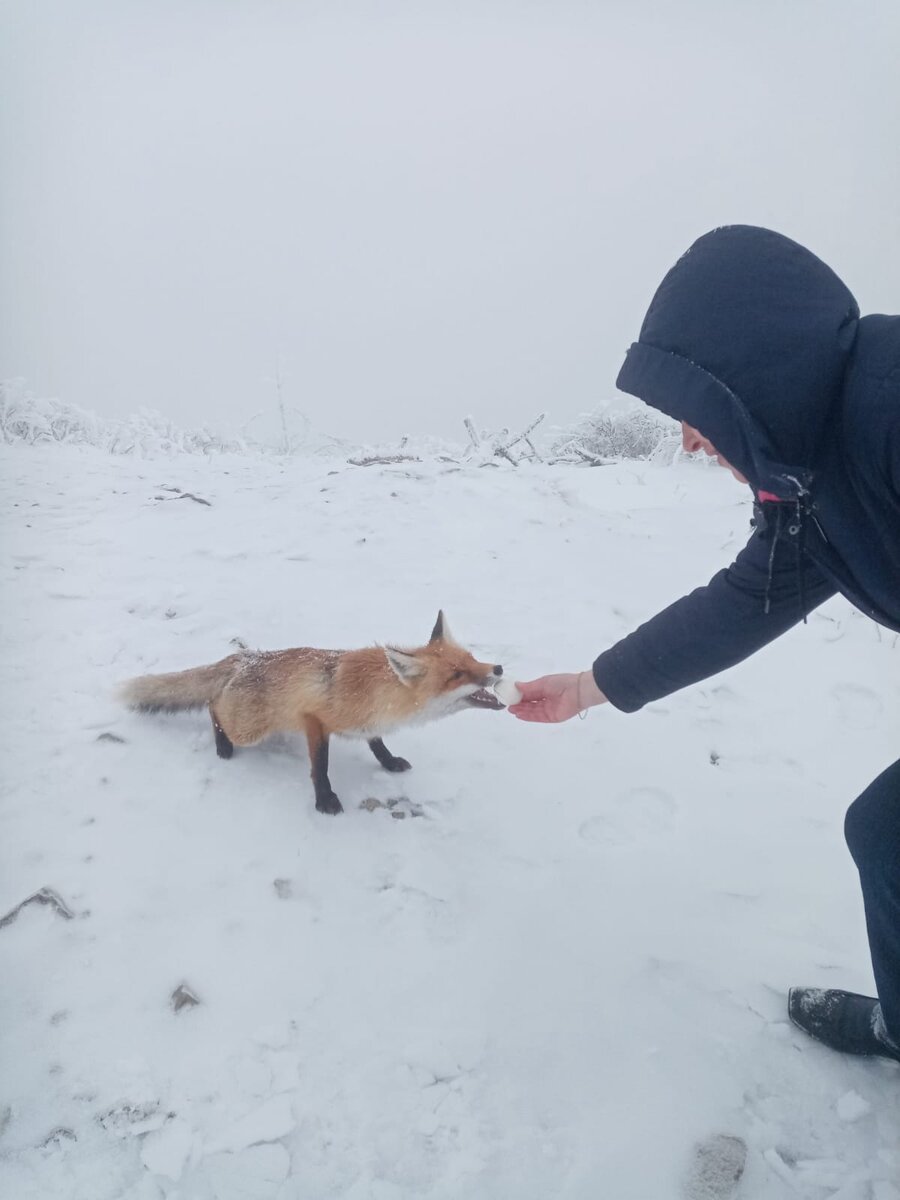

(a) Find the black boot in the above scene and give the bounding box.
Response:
[788,987,900,1062]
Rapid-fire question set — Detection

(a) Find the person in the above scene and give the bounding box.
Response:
[510,225,900,1063]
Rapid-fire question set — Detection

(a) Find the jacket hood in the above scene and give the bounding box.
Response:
[616,226,860,498]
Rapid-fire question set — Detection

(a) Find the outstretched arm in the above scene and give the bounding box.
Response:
[510,524,836,723]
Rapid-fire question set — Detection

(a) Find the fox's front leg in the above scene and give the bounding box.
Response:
[210,706,234,759]
[368,737,411,773]
[305,717,343,815]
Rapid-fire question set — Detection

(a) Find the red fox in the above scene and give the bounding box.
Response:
[120,612,504,814]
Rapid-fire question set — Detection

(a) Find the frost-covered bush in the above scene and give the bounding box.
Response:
[2,381,687,466]
[0,381,266,457]
[552,406,680,463]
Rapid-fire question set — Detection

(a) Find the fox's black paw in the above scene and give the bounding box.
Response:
[383,756,412,773]
[212,717,234,759]
[316,793,344,815]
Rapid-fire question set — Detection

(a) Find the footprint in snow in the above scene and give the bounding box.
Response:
[578,786,677,847]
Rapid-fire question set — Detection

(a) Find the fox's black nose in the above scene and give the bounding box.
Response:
[493,665,503,676]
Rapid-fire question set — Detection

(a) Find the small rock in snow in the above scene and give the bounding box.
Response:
[171,983,201,1013]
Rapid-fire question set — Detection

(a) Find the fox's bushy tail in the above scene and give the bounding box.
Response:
[119,657,237,712]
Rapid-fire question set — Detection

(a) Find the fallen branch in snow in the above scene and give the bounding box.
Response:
[549,443,615,467]
[347,454,422,467]
[461,413,546,466]
[0,887,76,929]
[156,485,212,506]
[499,412,545,458]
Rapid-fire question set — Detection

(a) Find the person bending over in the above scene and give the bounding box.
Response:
[512,225,900,1064]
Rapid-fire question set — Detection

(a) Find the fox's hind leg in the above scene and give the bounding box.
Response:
[304,717,343,815]
[368,738,411,773]
[210,707,234,759]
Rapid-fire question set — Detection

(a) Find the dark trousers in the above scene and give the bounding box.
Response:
[844,757,900,1041]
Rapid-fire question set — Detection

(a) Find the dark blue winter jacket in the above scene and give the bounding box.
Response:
[593,225,900,713]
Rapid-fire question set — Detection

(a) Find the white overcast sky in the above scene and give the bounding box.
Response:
[2,1,898,443]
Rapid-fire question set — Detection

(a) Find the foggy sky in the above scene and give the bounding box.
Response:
[2,1,898,445]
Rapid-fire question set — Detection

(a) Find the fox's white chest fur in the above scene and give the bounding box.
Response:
[340,686,479,739]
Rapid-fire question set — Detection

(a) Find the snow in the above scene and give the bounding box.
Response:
[836,1091,873,1124]
[1,440,898,1199]
[493,677,523,706]
[139,1117,194,1180]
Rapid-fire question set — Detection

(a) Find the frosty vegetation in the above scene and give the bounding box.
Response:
[0,378,681,466]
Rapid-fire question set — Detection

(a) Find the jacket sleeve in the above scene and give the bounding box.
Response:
[592,524,836,713]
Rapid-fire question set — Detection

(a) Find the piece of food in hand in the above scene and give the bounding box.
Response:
[494,677,523,706]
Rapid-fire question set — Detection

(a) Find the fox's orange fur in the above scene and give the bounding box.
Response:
[120,612,503,814]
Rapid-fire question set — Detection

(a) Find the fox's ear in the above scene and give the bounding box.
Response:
[384,646,425,685]
[429,610,446,643]
[430,610,456,644]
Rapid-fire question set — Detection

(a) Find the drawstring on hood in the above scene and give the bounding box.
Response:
[762,503,782,615]
[755,494,810,620]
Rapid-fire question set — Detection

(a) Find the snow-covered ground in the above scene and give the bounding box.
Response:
[1,442,898,1199]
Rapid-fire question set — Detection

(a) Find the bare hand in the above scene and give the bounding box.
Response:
[508,671,607,724]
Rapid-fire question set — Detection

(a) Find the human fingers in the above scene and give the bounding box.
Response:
[508,700,557,723]
[514,677,555,702]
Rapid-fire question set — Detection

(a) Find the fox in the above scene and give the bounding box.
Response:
[119,611,504,815]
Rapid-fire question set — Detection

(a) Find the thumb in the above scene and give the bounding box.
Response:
[514,677,549,701]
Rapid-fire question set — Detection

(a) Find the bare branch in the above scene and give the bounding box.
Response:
[347,453,422,467]
[1,887,76,929]
[500,412,545,453]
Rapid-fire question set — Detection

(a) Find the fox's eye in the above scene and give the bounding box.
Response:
[450,670,466,682]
